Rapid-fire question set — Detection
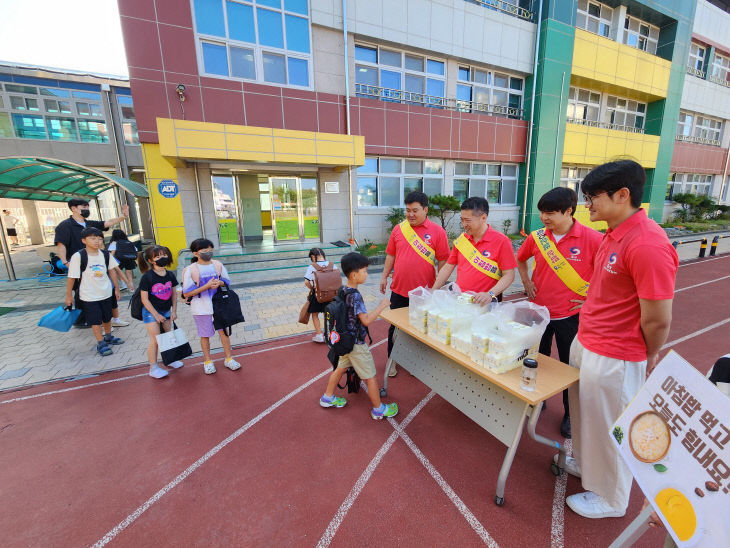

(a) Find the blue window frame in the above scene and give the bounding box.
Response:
[202,42,229,75]
[12,113,47,139]
[226,1,255,43]
[194,0,225,36]
[287,57,308,86]
[285,14,309,53]
[257,8,284,48]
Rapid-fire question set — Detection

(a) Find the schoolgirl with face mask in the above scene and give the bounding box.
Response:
[138,245,182,379]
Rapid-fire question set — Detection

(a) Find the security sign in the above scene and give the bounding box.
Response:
[158,179,179,198]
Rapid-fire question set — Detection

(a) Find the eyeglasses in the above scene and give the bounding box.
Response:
[582,191,615,205]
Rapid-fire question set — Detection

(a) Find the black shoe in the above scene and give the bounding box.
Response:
[561,414,571,439]
[541,401,547,411]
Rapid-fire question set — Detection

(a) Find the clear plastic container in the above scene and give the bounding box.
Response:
[520,358,538,392]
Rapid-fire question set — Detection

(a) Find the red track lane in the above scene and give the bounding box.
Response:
[1,255,728,547]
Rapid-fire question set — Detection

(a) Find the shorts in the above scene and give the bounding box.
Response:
[337,343,377,380]
[142,307,171,324]
[307,290,326,314]
[118,258,137,270]
[6,228,17,236]
[82,297,114,326]
[194,314,216,338]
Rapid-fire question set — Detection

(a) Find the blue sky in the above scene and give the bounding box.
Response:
[0,0,128,77]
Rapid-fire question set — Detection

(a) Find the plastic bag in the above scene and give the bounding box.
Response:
[428,287,460,345]
[37,306,81,332]
[408,286,432,333]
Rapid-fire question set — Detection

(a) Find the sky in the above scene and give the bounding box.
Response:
[0,0,129,78]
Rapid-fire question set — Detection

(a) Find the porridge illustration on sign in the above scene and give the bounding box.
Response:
[629,411,671,463]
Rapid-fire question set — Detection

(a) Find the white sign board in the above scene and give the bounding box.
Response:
[611,351,730,547]
[324,181,339,193]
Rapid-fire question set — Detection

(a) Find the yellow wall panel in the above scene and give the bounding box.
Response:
[156,117,364,167]
[571,29,670,100]
[575,203,650,230]
[562,124,660,168]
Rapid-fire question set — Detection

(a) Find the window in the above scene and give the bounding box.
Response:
[453,162,519,205]
[711,52,730,86]
[676,111,693,137]
[192,0,312,88]
[356,157,444,208]
[567,87,600,123]
[456,66,523,118]
[0,81,113,142]
[676,110,722,146]
[669,174,713,198]
[623,15,659,55]
[694,115,722,144]
[354,45,446,108]
[576,0,612,37]
[688,43,706,76]
[560,166,591,196]
[604,95,646,130]
[117,95,139,145]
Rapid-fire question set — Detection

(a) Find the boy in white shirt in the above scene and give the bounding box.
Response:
[64,227,124,356]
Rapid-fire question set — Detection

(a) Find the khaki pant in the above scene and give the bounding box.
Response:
[337,343,377,380]
[569,338,646,511]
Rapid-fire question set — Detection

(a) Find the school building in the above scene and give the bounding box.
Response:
[114,0,730,258]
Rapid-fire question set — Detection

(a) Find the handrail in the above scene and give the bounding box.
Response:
[675,134,721,147]
[566,117,646,134]
[467,0,534,22]
[355,83,525,119]
[709,75,730,88]
[686,65,705,79]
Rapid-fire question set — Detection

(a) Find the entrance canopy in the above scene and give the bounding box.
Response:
[0,156,148,201]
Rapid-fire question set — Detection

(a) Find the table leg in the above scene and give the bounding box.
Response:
[495,403,530,506]
[380,328,399,397]
[525,402,568,475]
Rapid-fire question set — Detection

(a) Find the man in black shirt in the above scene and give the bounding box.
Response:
[55,198,129,326]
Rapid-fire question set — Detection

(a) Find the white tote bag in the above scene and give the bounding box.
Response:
[156,323,193,365]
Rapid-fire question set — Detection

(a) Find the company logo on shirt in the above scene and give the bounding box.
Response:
[151,281,172,300]
[569,246,582,261]
[604,252,618,274]
[423,233,432,244]
[481,250,491,258]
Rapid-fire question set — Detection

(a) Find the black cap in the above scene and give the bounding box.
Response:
[523,358,538,368]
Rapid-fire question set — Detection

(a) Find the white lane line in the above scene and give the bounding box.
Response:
[675,274,730,293]
[92,367,332,548]
[316,391,435,548]
[662,317,730,350]
[390,414,498,547]
[678,254,730,267]
[1,338,320,405]
[550,439,572,548]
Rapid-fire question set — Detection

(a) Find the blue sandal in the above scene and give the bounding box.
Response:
[104,334,124,345]
[96,341,113,356]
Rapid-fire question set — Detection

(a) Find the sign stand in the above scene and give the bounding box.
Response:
[608,505,654,548]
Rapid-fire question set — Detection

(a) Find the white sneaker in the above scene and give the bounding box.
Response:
[553,454,582,478]
[149,364,168,379]
[224,358,241,371]
[112,317,130,327]
[566,491,625,519]
[168,361,184,369]
[312,333,325,343]
[203,361,216,374]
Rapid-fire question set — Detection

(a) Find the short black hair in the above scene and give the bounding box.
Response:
[80,227,104,239]
[537,187,578,216]
[2,210,8,213]
[110,229,128,242]
[68,198,90,209]
[308,247,326,260]
[341,252,369,277]
[581,160,645,208]
[404,191,428,208]
[189,238,215,263]
[461,196,489,216]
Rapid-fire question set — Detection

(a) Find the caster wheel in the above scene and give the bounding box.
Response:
[494,495,504,506]
[379,388,387,397]
[550,463,563,476]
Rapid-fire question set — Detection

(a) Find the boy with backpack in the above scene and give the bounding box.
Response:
[320,252,399,420]
[64,227,124,356]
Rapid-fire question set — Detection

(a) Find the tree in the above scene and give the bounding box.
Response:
[385,207,405,233]
[428,194,461,231]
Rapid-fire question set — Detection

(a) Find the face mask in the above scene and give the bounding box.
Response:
[198,251,214,261]
[155,257,170,267]
[79,209,91,218]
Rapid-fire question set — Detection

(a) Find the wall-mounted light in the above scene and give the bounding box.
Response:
[175,84,186,102]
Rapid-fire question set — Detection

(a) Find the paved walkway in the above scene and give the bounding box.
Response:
[1,234,728,392]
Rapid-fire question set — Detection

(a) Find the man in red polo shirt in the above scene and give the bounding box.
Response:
[433,196,516,303]
[562,160,678,520]
[517,187,602,439]
[381,191,450,374]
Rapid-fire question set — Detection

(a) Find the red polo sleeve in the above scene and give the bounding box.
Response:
[628,243,679,300]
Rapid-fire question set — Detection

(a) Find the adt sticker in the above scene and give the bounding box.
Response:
[158,180,179,198]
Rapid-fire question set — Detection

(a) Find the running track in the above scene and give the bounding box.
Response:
[1,254,728,547]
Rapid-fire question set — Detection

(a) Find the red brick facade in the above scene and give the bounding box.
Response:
[670,141,729,174]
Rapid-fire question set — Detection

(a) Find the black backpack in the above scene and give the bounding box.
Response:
[114,239,138,261]
[129,286,143,321]
[212,283,245,335]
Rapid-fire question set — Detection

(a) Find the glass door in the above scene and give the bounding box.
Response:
[212,175,241,244]
[270,177,300,242]
[300,177,320,240]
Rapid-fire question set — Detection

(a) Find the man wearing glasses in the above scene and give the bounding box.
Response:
[432,196,516,303]
[562,160,678,519]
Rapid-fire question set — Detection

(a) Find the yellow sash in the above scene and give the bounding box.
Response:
[399,220,436,266]
[531,228,590,297]
[454,233,502,281]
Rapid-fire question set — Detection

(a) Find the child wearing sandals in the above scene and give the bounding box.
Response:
[138,245,183,379]
[182,238,240,375]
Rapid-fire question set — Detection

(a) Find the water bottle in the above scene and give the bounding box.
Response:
[520,358,538,392]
